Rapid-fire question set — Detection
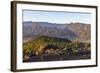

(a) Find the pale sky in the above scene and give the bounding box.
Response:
[23,10,91,24]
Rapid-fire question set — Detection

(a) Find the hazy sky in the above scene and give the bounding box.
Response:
[23,10,91,24]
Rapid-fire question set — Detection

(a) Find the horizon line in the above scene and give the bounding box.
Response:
[23,21,91,24]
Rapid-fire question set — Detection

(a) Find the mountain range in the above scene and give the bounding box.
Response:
[23,21,91,43]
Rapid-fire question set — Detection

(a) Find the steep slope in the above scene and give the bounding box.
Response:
[66,23,91,42]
